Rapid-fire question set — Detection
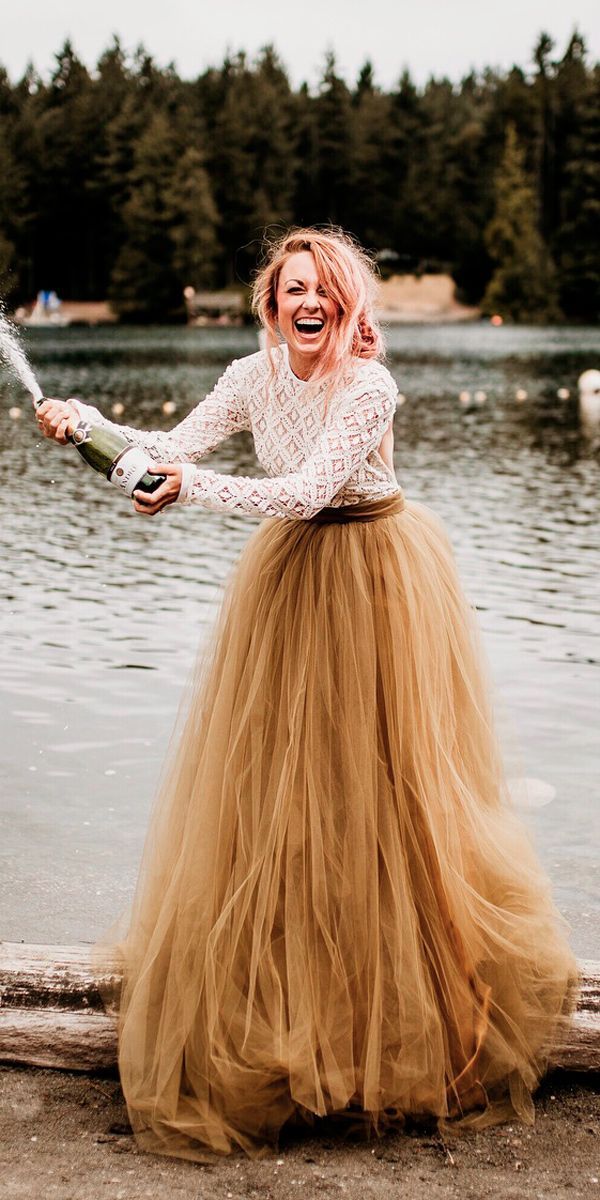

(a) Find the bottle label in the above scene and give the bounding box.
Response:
[107,446,153,496]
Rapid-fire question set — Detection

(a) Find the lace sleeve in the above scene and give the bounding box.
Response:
[70,358,250,464]
[177,384,397,520]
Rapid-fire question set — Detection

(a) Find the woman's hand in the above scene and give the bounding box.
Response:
[132,464,183,516]
[35,398,81,444]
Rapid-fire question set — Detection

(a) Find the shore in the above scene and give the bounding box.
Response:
[12,274,480,328]
[1,1065,598,1199]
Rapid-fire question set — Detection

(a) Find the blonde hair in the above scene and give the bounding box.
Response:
[251,227,384,403]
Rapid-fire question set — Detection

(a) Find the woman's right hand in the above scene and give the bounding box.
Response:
[35,398,81,445]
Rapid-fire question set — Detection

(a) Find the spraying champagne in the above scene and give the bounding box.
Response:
[0,312,165,497]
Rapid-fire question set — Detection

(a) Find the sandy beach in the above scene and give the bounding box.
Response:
[1,1065,598,1199]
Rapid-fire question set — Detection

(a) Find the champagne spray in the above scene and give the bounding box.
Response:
[0,312,166,497]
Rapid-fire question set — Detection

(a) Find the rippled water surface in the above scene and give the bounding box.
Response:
[1,324,598,953]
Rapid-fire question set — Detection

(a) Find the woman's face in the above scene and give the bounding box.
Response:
[274,251,337,375]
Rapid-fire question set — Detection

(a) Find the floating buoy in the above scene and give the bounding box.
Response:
[458,390,471,406]
[111,402,124,416]
[8,406,22,419]
[490,314,503,326]
[474,390,487,405]
[557,387,570,400]
[162,400,177,416]
[509,777,556,809]
[578,369,600,428]
[515,388,528,402]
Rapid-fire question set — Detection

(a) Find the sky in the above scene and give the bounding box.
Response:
[2,0,599,88]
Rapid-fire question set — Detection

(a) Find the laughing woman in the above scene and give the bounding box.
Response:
[36,228,579,1161]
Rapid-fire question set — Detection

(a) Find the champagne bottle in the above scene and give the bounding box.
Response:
[35,398,166,496]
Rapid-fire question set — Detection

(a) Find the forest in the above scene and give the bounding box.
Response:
[0,31,598,322]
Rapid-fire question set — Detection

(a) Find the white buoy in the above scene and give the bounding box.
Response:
[474,390,487,405]
[458,390,471,406]
[515,388,528,402]
[8,406,22,419]
[162,400,176,416]
[509,777,556,809]
[578,369,600,430]
[111,402,124,416]
[557,387,570,400]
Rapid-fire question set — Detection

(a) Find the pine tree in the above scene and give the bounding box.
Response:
[206,47,297,284]
[481,122,561,322]
[164,146,221,289]
[0,121,30,299]
[108,112,181,320]
[350,62,396,249]
[313,53,354,226]
[556,69,600,321]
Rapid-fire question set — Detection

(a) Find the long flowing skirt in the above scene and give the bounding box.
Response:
[95,492,579,1161]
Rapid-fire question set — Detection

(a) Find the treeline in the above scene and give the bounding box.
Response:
[0,33,598,322]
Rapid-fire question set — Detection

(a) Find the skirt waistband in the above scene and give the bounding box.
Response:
[309,490,406,524]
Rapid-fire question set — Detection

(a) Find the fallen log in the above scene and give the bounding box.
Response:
[1,943,599,1074]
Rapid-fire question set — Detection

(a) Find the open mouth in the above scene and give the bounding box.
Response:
[294,318,325,336]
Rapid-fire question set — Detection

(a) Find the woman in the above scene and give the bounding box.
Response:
[37,228,579,1162]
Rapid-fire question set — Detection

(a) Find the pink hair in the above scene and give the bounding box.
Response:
[251,227,384,394]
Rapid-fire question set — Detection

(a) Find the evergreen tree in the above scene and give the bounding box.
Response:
[208,47,297,283]
[164,146,221,289]
[24,40,101,297]
[108,112,181,320]
[482,122,561,322]
[556,69,600,321]
[312,53,354,226]
[0,116,30,299]
[386,69,428,271]
[350,62,396,249]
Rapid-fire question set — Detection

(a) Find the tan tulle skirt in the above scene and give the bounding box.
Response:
[94,491,580,1161]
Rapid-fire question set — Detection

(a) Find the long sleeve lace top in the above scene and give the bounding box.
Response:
[71,344,401,521]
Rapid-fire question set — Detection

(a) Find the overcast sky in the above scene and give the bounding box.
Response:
[2,0,599,88]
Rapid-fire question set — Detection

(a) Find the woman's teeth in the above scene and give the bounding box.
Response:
[295,318,324,334]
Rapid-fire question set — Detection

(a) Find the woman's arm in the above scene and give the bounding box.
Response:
[70,357,251,464]
[167,384,397,520]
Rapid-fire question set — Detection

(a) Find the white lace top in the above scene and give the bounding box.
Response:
[72,344,402,521]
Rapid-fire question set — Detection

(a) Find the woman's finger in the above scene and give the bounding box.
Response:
[132,481,176,515]
[56,418,71,444]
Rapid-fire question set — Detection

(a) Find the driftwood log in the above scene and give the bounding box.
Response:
[0,942,599,1074]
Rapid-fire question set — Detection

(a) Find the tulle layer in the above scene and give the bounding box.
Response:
[94,493,580,1161]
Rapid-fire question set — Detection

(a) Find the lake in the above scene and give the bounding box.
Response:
[1,323,598,955]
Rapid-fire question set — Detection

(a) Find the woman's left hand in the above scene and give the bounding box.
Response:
[132,464,183,516]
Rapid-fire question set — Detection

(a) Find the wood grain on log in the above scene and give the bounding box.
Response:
[1,943,599,1073]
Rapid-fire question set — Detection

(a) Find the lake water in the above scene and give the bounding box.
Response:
[1,324,598,956]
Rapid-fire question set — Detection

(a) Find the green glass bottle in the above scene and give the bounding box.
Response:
[36,398,166,496]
